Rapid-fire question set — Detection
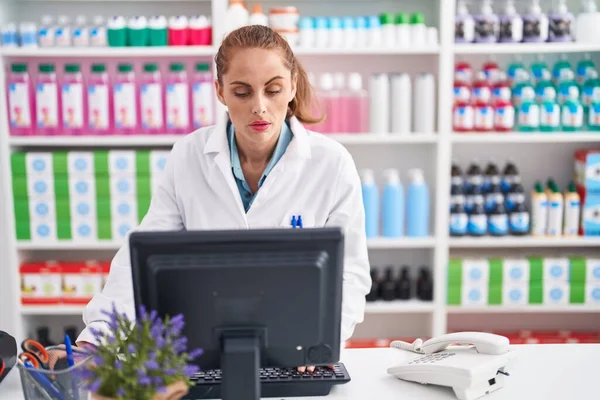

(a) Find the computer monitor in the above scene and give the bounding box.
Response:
[129,228,345,400]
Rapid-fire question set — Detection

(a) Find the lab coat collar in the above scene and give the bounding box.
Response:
[204,112,312,160]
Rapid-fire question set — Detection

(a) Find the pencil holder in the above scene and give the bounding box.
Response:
[18,346,93,400]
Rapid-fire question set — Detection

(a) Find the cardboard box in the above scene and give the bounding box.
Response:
[61,261,103,304]
[20,262,61,304]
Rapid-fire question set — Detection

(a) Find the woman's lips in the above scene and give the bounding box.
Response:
[249,121,271,131]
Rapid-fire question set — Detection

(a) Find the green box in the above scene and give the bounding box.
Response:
[489,258,504,287]
[528,257,544,283]
[488,284,502,305]
[12,177,28,199]
[529,282,544,304]
[448,259,463,285]
[569,257,587,284]
[447,284,462,305]
[570,283,586,304]
[11,153,27,176]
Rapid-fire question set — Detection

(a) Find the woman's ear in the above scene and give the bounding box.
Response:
[289,73,298,103]
[214,79,226,106]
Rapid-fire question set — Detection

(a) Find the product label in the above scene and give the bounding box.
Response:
[88,84,109,130]
[73,27,89,46]
[468,214,487,236]
[564,199,581,235]
[589,104,600,128]
[493,105,514,129]
[193,82,214,128]
[518,103,539,128]
[141,83,163,129]
[492,87,511,103]
[114,82,137,128]
[55,27,71,46]
[523,18,548,41]
[475,18,497,41]
[62,83,84,128]
[453,86,470,103]
[166,82,189,129]
[9,82,32,128]
[450,213,468,236]
[531,199,548,235]
[549,17,571,40]
[488,214,509,235]
[485,193,502,213]
[36,83,58,128]
[500,18,523,42]
[548,200,563,236]
[455,20,475,42]
[38,27,55,47]
[540,103,560,128]
[509,212,530,233]
[558,85,579,105]
[454,105,474,130]
[472,87,491,104]
[90,27,107,46]
[561,103,583,128]
[474,105,494,130]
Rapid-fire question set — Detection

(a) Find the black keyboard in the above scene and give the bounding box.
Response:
[186,363,351,399]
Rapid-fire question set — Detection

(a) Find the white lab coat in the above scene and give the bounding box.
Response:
[78,115,372,346]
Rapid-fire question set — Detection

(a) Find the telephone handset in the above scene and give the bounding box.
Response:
[387,332,515,400]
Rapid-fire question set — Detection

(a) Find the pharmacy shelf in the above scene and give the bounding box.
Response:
[365,300,435,314]
[292,46,440,55]
[447,305,600,314]
[453,42,600,55]
[449,236,600,248]
[0,46,216,57]
[367,237,436,249]
[20,305,85,316]
[451,132,600,143]
[328,133,438,144]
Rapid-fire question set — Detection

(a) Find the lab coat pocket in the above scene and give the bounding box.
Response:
[279,213,315,229]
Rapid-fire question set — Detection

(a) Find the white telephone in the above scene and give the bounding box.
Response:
[387,332,515,400]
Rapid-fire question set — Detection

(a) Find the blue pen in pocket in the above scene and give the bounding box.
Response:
[297,215,303,228]
[290,215,297,228]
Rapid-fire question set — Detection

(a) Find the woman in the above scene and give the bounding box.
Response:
[71,25,371,371]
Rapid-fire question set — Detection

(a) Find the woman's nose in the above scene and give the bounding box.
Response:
[252,96,267,115]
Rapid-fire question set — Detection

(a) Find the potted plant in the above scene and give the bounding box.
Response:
[78,303,203,400]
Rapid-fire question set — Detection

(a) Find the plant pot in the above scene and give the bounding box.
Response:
[91,380,189,400]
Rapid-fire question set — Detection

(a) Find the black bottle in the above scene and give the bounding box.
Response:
[483,159,500,193]
[366,268,381,302]
[509,191,531,236]
[466,160,483,191]
[465,183,483,214]
[501,160,520,193]
[64,326,78,344]
[416,267,433,301]
[451,161,464,187]
[484,183,503,214]
[506,182,524,212]
[488,193,509,236]
[36,326,55,347]
[395,266,412,300]
[468,195,487,236]
[381,267,397,301]
[450,188,468,237]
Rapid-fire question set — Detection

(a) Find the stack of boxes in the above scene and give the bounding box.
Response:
[11,150,169,242]
[448,257,600,307]
[575,149,600,236]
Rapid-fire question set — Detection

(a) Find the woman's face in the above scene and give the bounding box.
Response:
[216,48,297,146]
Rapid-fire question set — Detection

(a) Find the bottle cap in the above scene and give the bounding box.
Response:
[91,63,106,73]
[57,15,70,25]
[189,15,209,29]
[410,12,425,25]
[144,63,159,73]
[568,181,577,192]
[355,16,367,29]
[314,17,328,29]
[118,63,133,73]
[128,16,148,29]
[75,15,87,25]
[93,16,105,26]
[342,17,355,29]
[251,3,263,14]
[169,15,189,29]
[380,12,395,25]
[333,72,345,90]
[195,63,210,72]
[367,15,381,28]
[348,73,363,91]
[41,15,53,25]
[11,63,27,73]
[529,0,542,14]
[64,64,80,73]
[360,169,376,185]
[408,168,425,184]
[504,0,517,15]
[170,62,185,72]
[319,73,334,91]
[395,12,410,24]
[39,64,55,73]
[328,16,342,29]
[149,15,168,29]
[299,17,314,29]
[384,169,401,185]
[108,16,126,29]
[534,181,544,193]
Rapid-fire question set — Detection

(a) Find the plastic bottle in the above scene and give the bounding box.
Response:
[509,191,531,236]
[416,267,433,301]
[499,0,523,43]
[55,15,71,47]
[140,63,164,134]
[473,72,493,132]
[455,61,473,85]
[576,57,596,87]
[483,160,500,192]
[61,64,86,136]
[501,161,520,193]
[128,16,148,47]
[165,63,190,134]
[113,63,138,135]
[492,71,511,104]
[148,16,168,47]
[561,85,584,131]
[381,13,396,47]
[396,267,412,300]
[87,63,111,135]
[466,184,483,215]
[482,60,500,84]
[298,17,315,48]
[494,96,515,132]
[191,63,215,129]
[355,16,368,48]
[563,181,580,236]
[7,63,34,136]
[576,0,600,43]
[414,73,435,134]
[1,23,18,48]
[369,73,390,134]
[90,16,107,46]
[406,169,429,237]
[589,96,600,131]
[512,69,532,109]
[38,16,55,47]
[189,16,212,45]
[391,74,411,134]
[314,17,329,48]
[410,13,427,47]
[523,0,549,42]
[450,185,468,237]
[382,169,404,238]
[474,0,499,43]
[535,79,556,104]
[582,70,600,115]
[329,17,343,48]
[395,13,410,47]
[488,193,509,236]
[466,160,483,192]
[225,0,248,36]
[507,60,526,87]
[455,0,475,43]
[249,3,268,26]
[517,84,540,132]
[553,59,573,86]
[107,16,127,47]
[347,73,369,134]
[531,59,551,84]
[361,169,379,238]
[539,86,561,132]
[453,78,474,132]
[548,0,574,42]
[35,64,60,135]
[546,180,564,237]
[19,22,38,48]
[342,17,357,48]
[485,183,504,214]
[506,182,524,212]
[468,195,487,236]
[381,267,397,301]
[531,181,548,236]
[73,16,89,47]
[451,162,464,187]
[473,71,492,104]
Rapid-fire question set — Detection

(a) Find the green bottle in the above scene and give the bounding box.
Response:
[539,87,560,132]
[552,59,573,85]
[561,87,584,132]
[557,70,578,105]
[581,70,600,114]
[576,57,596,87]
[507,60,526,86]
[517,85,539,132]
[535,80,556,104]
[512,69,532,108]
[531,60,550,84]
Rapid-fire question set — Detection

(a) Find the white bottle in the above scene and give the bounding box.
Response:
[391,73,411,134]
[414,73,436,134]
[38,15,55,47]
[90,16,107,46]
[395,13,411,47]
[369,73,390,134]
[381,13,396,47]
[576,0,600,43]
[427,27,438,46]
[73,15,89,47]
[314,17,329,48]
[224,0,249,36]
[355,17,368,47]
[410,13,427,47]
[249,3,268,26]
[55,15,71,47]
[368,15,382,47]
[19,22,38,48]
[299,17,315,48]
[329,17,343,48]
[342,17,357,48]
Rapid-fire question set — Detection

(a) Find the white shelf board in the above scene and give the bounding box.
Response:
[0,46,215,57]
[454,42,600,55]
[327,133,437,144]
[292,46,440,55]
[367,237,436,249]
[16,241,124,250]
[451,132,600,143]
[447,305,600,314]
[365,300,435,314]
[9,135,182,147]
[449,236,600,248]
[20,305,85,315]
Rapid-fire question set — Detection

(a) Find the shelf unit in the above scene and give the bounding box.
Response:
[1,0,600,347]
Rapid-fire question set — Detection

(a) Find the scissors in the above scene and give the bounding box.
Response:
[18,339,50,370]
[0,330,17,386]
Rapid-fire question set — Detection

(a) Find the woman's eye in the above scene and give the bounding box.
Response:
[234,92,250,98]
[267,90,281,95]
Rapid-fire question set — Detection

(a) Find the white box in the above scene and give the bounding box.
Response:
[111,197,138,221]
[503,258,530,285]
[27,177,54,199]
[461,284,488,306]
[462,259,490,285]
[110,176,137,198]
[108,151,136,176]
[586,259,600,283]
[150,151,169,177]
[70,197,97,220]
[69,177,96,200]
[29,198,56,222]
[544,282,570,305]
[503,284,529,305]
[30,220,57,241]
[67,152,95,178]
[587,283,600,304]
[25,153,53,179]
[111,218,137,241]
[543,258,570,283]
[71,218,98,241]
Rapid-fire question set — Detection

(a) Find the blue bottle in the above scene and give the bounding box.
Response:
[361,169,379,238]
[382,169,404,237]
[468,195,487,236]
[407,169,429,237]
[450,188,468,237]
[488,193,509,236]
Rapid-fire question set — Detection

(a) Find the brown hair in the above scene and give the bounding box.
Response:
[215,25,323,125]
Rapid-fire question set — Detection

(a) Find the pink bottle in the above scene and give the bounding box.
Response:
[332,73,347,133]
[113,63,138,135]
[87,63,112,135]
[347,73,369,133]
[36,63,60,135]
[61,63,86,135]
[314,73,335,133]
[191,62,214,129]
[7,63,35,136]
[165,62,190,134]
[188,16,212,45]
[140,63,164,134]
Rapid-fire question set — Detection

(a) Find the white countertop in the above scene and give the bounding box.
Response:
[1,344,598,399]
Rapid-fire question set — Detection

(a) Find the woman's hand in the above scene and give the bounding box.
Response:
[297,365,334,373]
[47,341,94,370]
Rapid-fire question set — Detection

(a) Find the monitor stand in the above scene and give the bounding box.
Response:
[221,332,261,400]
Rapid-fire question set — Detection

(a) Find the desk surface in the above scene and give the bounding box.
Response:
[1,344,597,399]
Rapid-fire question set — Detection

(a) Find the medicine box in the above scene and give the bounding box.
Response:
[587,284,600,304]
[462,258,490,285]
[503,258,530,285]
[67,152,95,177]
[461,284,488,306]
[587,259,600,283]
[576,188,600,236]
[544,282,570,305]
[150,150,169,177]
[543,258,570,282]
[108,150,136,176]
[25,152,53,179]
[61,261,103,304]
[503,284,529,306]
[20,262,61,304]
[575,149,600,194]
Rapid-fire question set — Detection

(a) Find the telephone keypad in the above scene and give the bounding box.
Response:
[408,352,456,364]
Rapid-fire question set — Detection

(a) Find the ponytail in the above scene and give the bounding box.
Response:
[287,58,324,125]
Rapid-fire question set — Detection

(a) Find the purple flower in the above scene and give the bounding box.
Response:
[138,305,147,321]
[128,344,135,354]
[157,386,167,393]
[164,368,177,376]
[150,320,164,338]
[89,327,104,340]
[149,310,157,323]
[117,388,126,397]
[168,314,185,335]
[107,335,116,344]
[88,379,102,392]
[183,364,199,377]
[173,337,188,353]
[114,360,122,370]
[138,376,152,386]
[188,348,204,360]
[145,359,159,370]
[155,336,166,349]
[93,356,104,366]
[152,376,163,385]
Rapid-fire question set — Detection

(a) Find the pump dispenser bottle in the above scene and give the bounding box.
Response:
[474,0,499,43]
[361,169,379,238]
[382,168,404,238]
[523,0,549,42]
[455,0,475,43]
[549,0,574,42]
[499,0,523,43]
